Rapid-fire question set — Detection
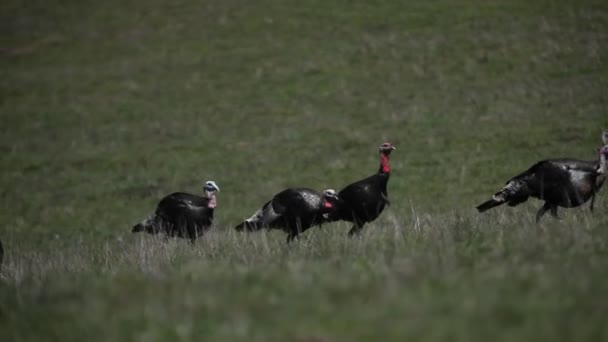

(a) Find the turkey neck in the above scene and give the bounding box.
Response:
[378,152,391,175]
[206,192,217,208]
[321,199,334,211]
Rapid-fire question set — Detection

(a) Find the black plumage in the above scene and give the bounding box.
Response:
[132,180,220,242]
[235,188,340,243]
[327,142,396,236]
[477,132,608,222]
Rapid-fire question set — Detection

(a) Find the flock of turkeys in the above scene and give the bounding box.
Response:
[132,132,608,243]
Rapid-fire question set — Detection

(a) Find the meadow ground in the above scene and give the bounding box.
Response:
[1,0,608,341]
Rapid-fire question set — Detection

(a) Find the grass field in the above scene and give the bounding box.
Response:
[2,0,608,340]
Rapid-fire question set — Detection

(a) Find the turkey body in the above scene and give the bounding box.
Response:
[326,142,395,236]
[477,158,605,221]
[235,188,338,242]
[332,173,390,234]
[133,192,215,242]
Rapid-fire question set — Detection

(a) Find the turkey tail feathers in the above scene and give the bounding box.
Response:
[235,221,253,231]
[132,223,144,232]
[476,198,504,212]
[476,180,527,213]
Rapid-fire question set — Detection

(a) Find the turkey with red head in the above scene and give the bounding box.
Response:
[132,180,220,242]
[476,130,608,222]
[235,188,340,243]
[326,142,396,236]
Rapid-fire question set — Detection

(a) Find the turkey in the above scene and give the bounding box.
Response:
[476,131,608,222]
[132,180,220,242]
[326,142,396,236]
[235,188,340,243]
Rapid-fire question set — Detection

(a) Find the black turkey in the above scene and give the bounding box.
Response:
[477,131,608,222]
[235,188,340,243]
[132,180,220,242]
[326,142,396,236]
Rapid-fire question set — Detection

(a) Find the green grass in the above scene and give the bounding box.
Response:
[1,0,608,340]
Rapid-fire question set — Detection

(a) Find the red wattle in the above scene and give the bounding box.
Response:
[323,200,333,208]
[208,195,217,208]
[380,154,391,173]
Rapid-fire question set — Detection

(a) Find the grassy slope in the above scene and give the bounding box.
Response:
[1,0,608,340]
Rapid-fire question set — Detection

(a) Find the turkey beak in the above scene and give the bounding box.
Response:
[391,146,396,150]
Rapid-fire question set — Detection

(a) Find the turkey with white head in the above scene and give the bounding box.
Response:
[132,180,220,242]
[235,188,340,243]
